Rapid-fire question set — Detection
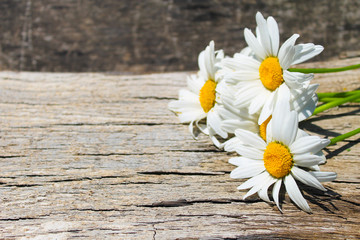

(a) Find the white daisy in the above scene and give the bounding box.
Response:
[228,95,337,213]
[168,41,228,146]
[222,12,324,124]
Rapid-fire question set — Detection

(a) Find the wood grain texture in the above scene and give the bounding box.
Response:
[0,58,359,239]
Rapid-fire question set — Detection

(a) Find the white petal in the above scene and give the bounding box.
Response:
[243,172,272,199]
[235,129,267,150]
[257,90,276,124]
[267,16,279,55]
[280,46,295,70]
[195,118,209,135]
[230,162,265,179]
[292,44,324,65]
[217,106,238,120]
[198,51,207,79]
[168,99,201,112]
[189,120,196,139]
[295,129,309,140]
[178,110,205,123]
[274,84,291,112]
[315,151,326,165]
[308,165,320,171]
[207,110,227,138]
[256,12,272,56]
[234,145,264,160]
[221,57,241,71]
[237,171,268,190]
[238,46,254,57]
[290,136,330,155]
[283,71,312,89]
[187,75,204,93]
[228,71,260,81]
[209,134,223,149]
[249,91,268,114]
[309,171,337,182]
[222,119,258,134]
[258,176,277,202]
[244,28,266,60]
[291,166,326,191]
[278,34,299,69]
[221,56,259,72]
[205,41,216,79]
[224,137,243,152]
[272,179,282,212]
[229,156,259,167]
[293,154,325,167]
[265,117,273,143]
[272,109,298,146]
[234,82,263,107]
[284,175,311,213]
[231,55,261,71]
[178,89,201,102]
[291,84,318,120]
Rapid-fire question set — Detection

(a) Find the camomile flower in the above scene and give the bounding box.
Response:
[222,12,324,124]
[228,96,336,213]
[168,41,228,147]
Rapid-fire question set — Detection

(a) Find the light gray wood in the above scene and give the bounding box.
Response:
[0,58,359,239]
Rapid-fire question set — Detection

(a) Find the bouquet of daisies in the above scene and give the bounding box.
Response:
[169,12,360,213]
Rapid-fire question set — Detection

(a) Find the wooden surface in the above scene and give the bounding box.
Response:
[0,58,359,239]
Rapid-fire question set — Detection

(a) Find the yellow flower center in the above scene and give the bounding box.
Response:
[259,115,272,141]
[259,57,284,91]
[263,142,293,179]
[199,79,217,113]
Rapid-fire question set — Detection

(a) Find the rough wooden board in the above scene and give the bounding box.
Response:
[0,58,359,239]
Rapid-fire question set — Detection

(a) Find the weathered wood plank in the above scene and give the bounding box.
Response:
[0,58,359,239]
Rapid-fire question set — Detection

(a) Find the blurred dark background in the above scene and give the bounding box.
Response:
[0,0,359,73]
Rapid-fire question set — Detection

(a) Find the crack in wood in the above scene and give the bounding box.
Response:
[119,181,163,185]
[1,183,42,187]
[167,149,221,153]
[0,155,27,158]
[75,152,156,156]
[70,208,135,212]
[12,122,179,128]
[339,198,360,207]
[0,216,44,221]
[152,224,157,240]
[134,96,177,100]
[46,175,128,183]
[333,180,360,184]
[24,174,58,177]
[137,171,226,176]
[138,198,260,208]
[176,213,246,219]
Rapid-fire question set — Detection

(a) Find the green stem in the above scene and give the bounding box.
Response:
[317,90,360,99]
[313,92,360,115]
[319,97,360,103]
[288,63,360,73]
[329,128,360,146]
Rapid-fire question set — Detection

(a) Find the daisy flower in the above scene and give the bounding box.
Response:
[168,41,228,146]
[222,12,324,124]
[228,95,337,213]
